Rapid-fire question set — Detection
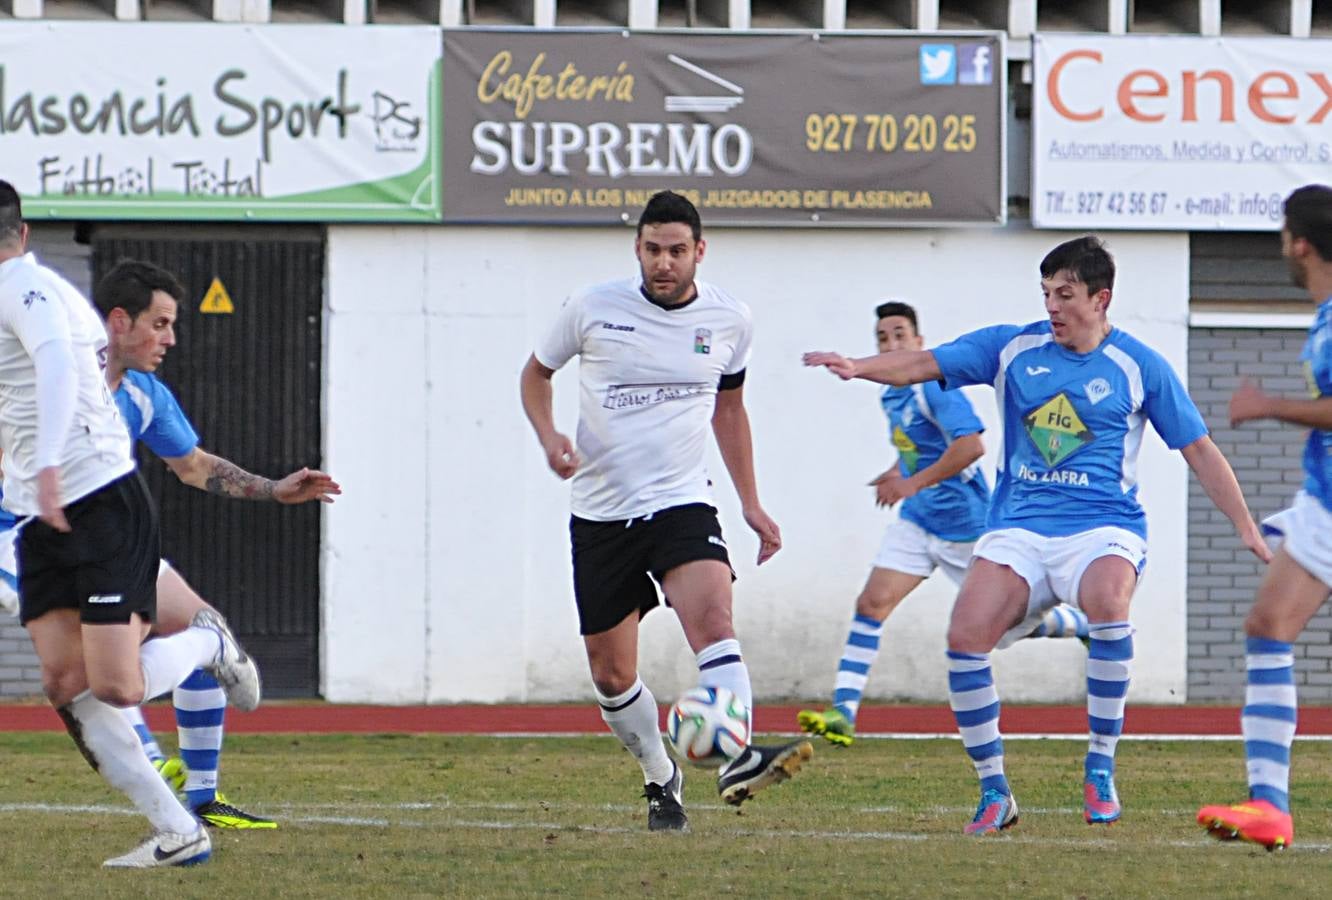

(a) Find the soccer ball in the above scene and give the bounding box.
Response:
[666,685,749,767]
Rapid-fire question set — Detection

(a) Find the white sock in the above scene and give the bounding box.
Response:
[596,678,675,785]
[696,638,753,735]
[139,626,220,703]
[59,691,198,834]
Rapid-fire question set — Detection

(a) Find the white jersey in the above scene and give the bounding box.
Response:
[0,253,134,514]
[536,276,753,521]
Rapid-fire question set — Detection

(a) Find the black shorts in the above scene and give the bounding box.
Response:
[570,503,733,636]
[18,470,161,626]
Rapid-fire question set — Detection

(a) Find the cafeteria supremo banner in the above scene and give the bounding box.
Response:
[1033,34,1332,231]
[0,23,440,222]
[441,30,1006,226]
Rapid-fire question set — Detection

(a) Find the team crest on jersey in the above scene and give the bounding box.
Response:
[1023,392,1094,466]
[21,290,45,308]
[1083,377,1113,405]
[694,328,712,354]
[892,425,920,473]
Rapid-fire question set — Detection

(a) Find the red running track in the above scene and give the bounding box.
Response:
[4,703,1331,736]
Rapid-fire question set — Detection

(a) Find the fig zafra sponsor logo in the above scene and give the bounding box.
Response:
[1024,392,1093,466]
[892,425,920,473]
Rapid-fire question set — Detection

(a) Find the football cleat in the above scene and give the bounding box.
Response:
[102,827,211,868]
[796,707,855,747]
[192,609,262,712]
[643,764,688,832]
[1197,799,1293,850]
[194,793,278,830]
[718,739,813,806]
[154,756,187,794]
[965,788,1019,835]
[1084,769,1122,824]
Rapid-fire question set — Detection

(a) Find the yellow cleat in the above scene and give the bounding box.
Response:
[796,707,855,746]
[195,792,279,830]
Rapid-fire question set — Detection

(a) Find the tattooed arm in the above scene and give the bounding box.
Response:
[163,448,340,504]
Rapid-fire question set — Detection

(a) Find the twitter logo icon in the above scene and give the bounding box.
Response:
[919,44,956,85]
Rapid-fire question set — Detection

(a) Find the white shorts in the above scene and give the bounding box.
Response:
[0,523,18,616]
[1262,491,1332,589]
[975,526,1148,649]
[872,518,975,587]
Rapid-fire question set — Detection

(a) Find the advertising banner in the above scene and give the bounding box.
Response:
[1033,34,1332,230]
[441,30,1005,226]
[0,23,441,222]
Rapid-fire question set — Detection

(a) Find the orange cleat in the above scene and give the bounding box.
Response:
[1197,799,1293,850]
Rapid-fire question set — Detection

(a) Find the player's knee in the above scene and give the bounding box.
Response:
[855,587,896,620]
[87,676,143,709]
[946,617,992,654]
[40,665,86,708]
[590,669,637,698]
[1244,606,1282,641]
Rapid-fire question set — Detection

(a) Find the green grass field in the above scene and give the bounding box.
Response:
[2,732,1330,898]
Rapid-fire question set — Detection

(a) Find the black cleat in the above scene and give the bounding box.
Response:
[643,763,688,832]
[718,739,814,806]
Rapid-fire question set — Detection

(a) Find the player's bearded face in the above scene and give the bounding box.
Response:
[119,291,178,373]
[636,222,704,305]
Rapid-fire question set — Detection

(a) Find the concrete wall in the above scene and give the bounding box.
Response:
[322,224,1193,705]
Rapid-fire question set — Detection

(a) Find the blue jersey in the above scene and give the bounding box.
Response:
[931,321,1207,539]
[114,370,199,459]
[882,381,990,542]
[1300,298,1332,511]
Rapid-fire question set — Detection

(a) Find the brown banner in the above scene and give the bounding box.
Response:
[441,30,1005,226]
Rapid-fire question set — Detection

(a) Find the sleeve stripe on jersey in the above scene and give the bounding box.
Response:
[122,379,155,432]
[1104,344,1148,495]
[992,333,1053,473]
[718,369,746,391]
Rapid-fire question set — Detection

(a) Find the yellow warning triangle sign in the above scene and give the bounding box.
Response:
[200,277,234,315]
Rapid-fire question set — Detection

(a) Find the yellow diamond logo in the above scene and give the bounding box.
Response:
[892,425,919,474]
[1023,393,1094,467]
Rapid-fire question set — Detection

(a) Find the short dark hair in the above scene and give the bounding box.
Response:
[0,180,23,246]
[95,260,186,321]
[1039,235,1115,296]
[874,301,918,332]
[637,191,702,242]
[1284,184,1332,261]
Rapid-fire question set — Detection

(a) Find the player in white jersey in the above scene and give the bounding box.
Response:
[1198,185,1332,850]
[806,235,1267,834]
[0,179,260,867]
[520,191,812,832]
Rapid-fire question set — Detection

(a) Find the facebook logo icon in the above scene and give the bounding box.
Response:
[957,43,993,85]
[918,44,956,85]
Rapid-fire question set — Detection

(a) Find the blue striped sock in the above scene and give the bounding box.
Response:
[947,651,1008,796]
[175,669,226,808]
[1029,604,1090,639]
[832,614,884,723]
[120,706,165,765]
[1243,637,1296,813]
[1086,622,1133,775]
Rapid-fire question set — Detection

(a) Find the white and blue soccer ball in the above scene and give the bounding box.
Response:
[666,685,749,767]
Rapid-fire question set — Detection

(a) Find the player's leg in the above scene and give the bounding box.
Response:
[946,529,1045,835]
[1198,546,1328,849]
[573,513,683,832]
[1066,531,1145,826]
[665,557,813,807]
[151,561,275,828]
[1025,604,1090,641]
[26,609,211,867]
[799,519,933,745]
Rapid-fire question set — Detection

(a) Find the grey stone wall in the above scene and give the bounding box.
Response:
[1187,326,1332,701]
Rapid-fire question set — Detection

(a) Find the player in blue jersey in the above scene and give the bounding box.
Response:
[806,236,1268,833]
[1198,185,1332,850]
[797,301,1088,747]
[2,259,339,829]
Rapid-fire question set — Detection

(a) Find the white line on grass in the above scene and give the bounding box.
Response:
[494,732,1332,742]
[2,802,1325,852]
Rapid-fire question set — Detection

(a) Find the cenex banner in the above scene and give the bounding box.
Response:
[0,23,441,222]
[441,30,1005,226]
[1033,34,1332,231]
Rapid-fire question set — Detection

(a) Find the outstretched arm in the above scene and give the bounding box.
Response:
[1231,377,1332,429]
[1180,435,1270,563]
[163,448,340,503]
[802,349,942,386]
[712,384,781,564]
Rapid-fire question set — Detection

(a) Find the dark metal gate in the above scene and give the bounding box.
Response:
[91,225,325,697]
